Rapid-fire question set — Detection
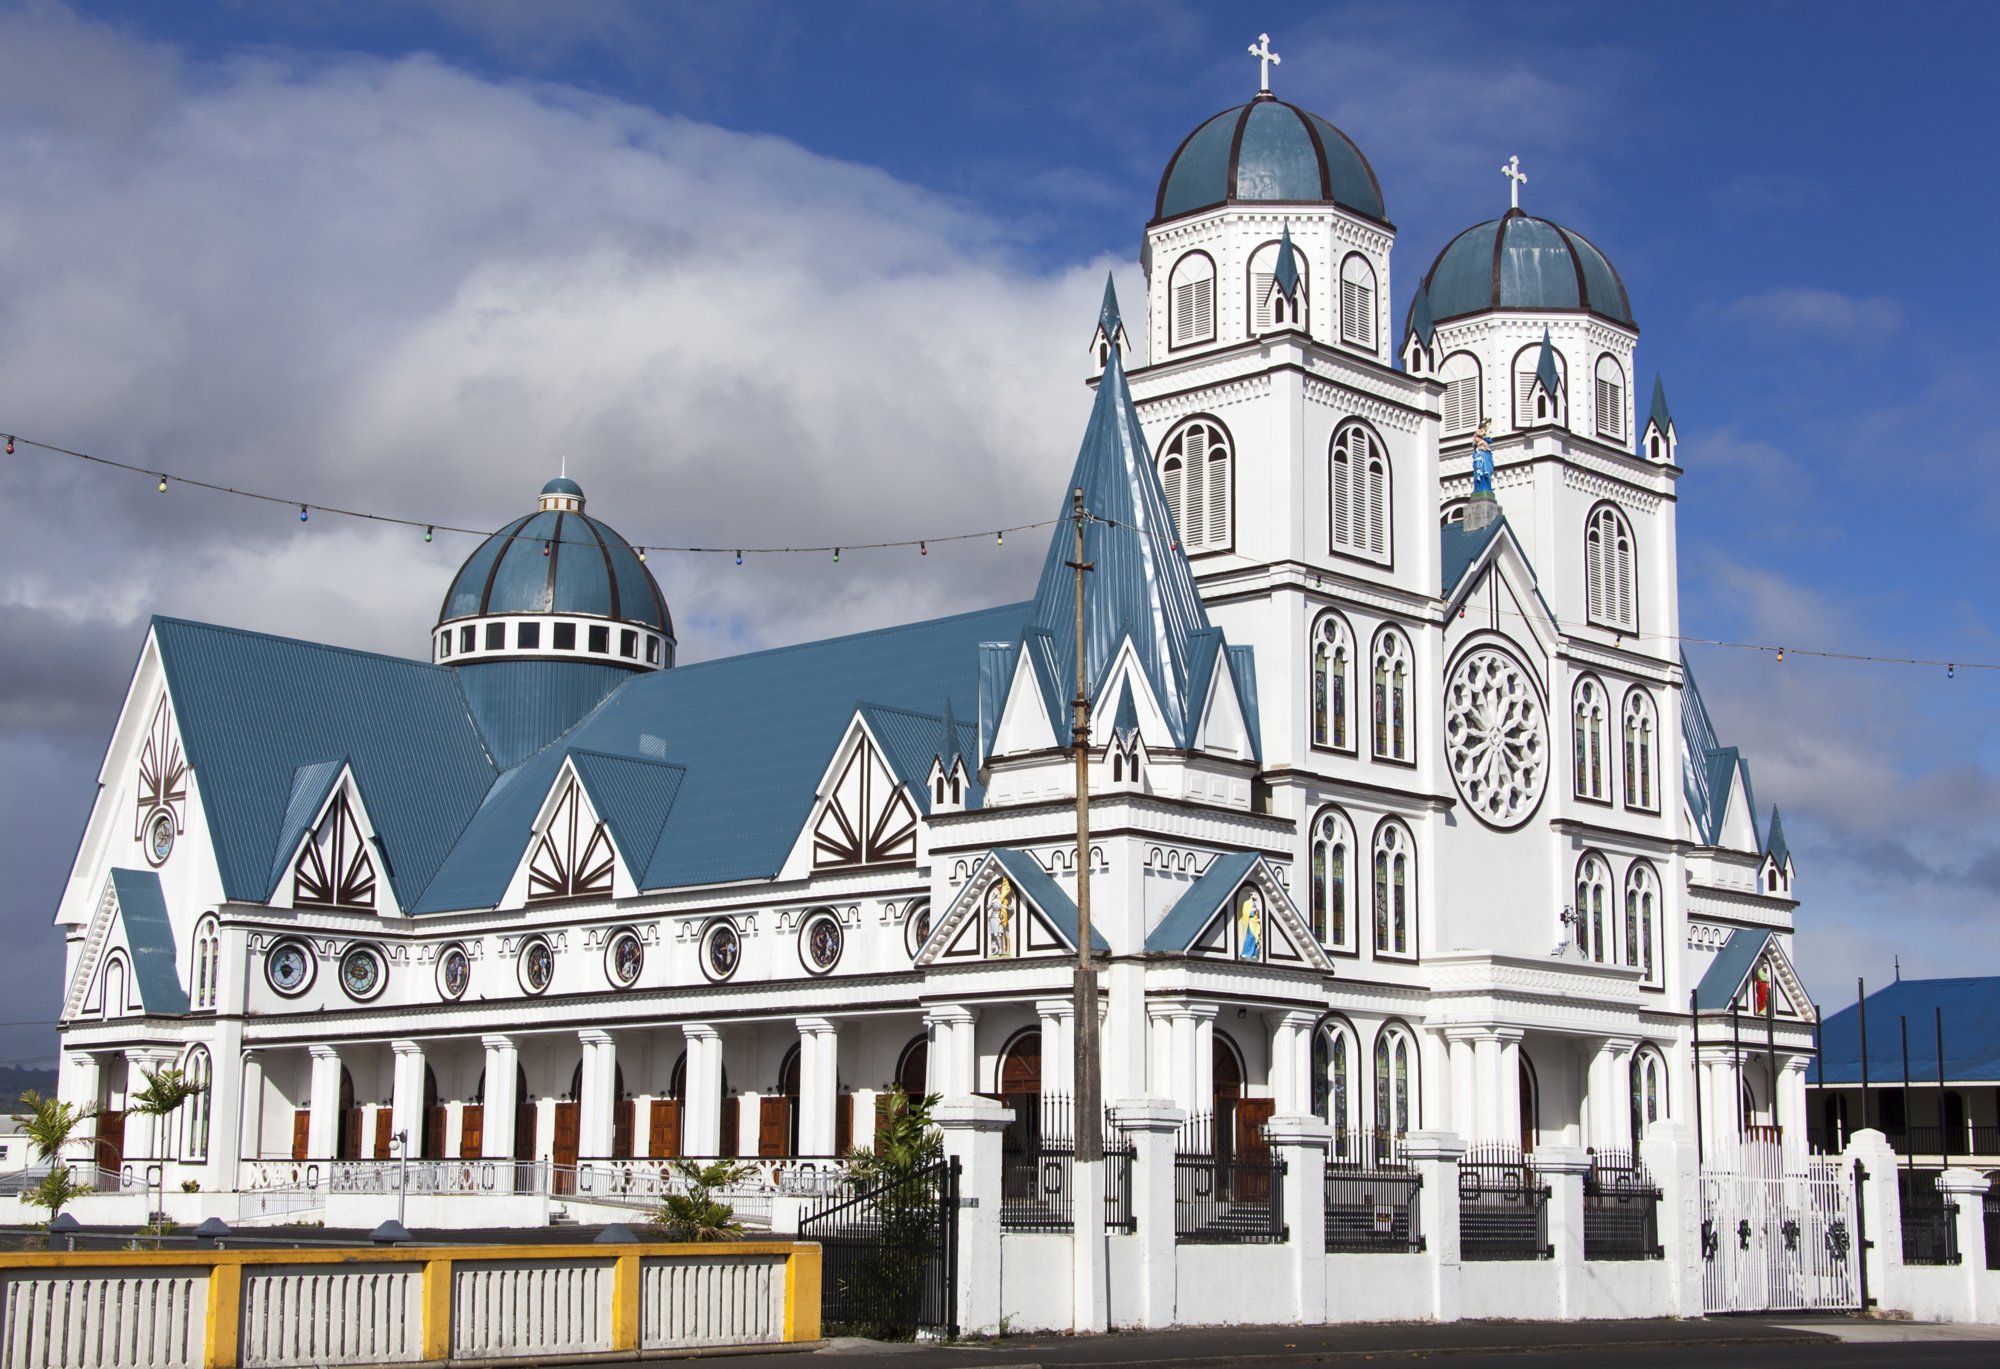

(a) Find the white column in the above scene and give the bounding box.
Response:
[390,1040,424,1158]
[934,1097,1013,1336]
[1780,1057,1810,1153]
[1104,961,1149,1106]
[481,1035,519,1162]
[1266,1013,1296,1115]
[1584,1046,1609,1148]
[798,1018,838,1156]
[234,1052,263,1162]
[577,1030,616,1159]
[1495,1030,1524,1148]
[308,1045,343,1161]
[683,1024,722,1157]
[1602,1038,1637,1153]
[1113,1099,1185,1328]
[1191,1008,1217,1113]
[925,1006,976,1097]
[1447,1032,1476,1139]
[1472,1032,1502,1143]
[1146,1003,1174,1098]
[1036,999,1074,1100]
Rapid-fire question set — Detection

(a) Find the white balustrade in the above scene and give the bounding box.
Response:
[328,1159,546,1196]
[238,1265,422,1367]
[1,1271,205,1369]
[641,1254,787,1350]
[451,1261,612,1358]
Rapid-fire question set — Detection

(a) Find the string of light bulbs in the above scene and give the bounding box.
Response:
[5,427,1993,677]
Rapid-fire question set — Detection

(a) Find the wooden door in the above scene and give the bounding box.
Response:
[649,1100,682,1158]
[374,1109,394,1159]
[719,1097,739,1158]
[1235,1097,1275,1200]
[552,1101,580,1193]
[288,1109,308,1162]
[515,1104,537,1163]
[834,1094,853,1156]
[97,1110,127,1172]
[758,1097,790,1157]
[340,1108,363,1160]
[423,1106,447,1160]
[612,1100,635,1160]
[460,1105,484,1160]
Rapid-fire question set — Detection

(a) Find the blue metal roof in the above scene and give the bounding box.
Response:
[1407,282,1435,352]
[1534,328,1562,399]
[1694,928,1772,1011]
[858,702,984,815]
[1418,210,1633,328]
[1817,977,2000,1085]
[1273,223,1300,298]
[1647,374,1674,437]
[438,500,670,634]
[455,660,632,769]
[1766,807,1790,867]
[1680,653,1767,850]
[1440,517,1505,594]
[110,868,190,1015]
[1145,850,1259,953]
[542,476,584,497]
[1154,98,1386,224]
[989,849,1110,954]
[570,749,685,877]
[265,758,346,895]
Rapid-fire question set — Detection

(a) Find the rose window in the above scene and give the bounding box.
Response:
[1443,648,1548,828]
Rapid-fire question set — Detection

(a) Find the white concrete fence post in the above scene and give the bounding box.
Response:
[1536,1144,1590,1319]
[1844,1129,1902,1315]
[1639,1120,1703,1317]
[1112,1098,1183,1329]
[1401,1129,1464,1323]
[1264,1115,1331,1324]
[932,1096,1010,1337]
[1935,1168,1990,1323]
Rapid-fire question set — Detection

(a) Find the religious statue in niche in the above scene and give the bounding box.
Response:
[1237,890,1263,960]
[985,879,1014,959]
[1752,961,1772,1015]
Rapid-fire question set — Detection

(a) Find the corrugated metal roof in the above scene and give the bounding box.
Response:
[1440,517,1505,593]
[990,849,1110,954]
[456,660,632,769]
[1817,977,2000,1085]
[109,868,189,1015]
[265,758,345,895]
[440,504,669,632]
[1226,645,1262,764]
[1694,927,1771,1011]
[570,749,685,878]
[153,617,498,908]
[1422,210,1634,328]
[858,703,984,816]
[1145,850,1258,952]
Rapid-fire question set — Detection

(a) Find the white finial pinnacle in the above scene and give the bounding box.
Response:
[1248,33,1280,93]
[561,453,568,478]
[1502,155,1527,211]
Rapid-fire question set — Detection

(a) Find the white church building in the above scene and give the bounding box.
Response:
[37,48,1834,1323]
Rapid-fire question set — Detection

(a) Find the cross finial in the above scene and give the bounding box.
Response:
[1248,33,1280,93]
[1502,155,1527,211]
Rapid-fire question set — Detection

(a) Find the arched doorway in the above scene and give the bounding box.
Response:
[659,1053,732,1158]
[1520,1057,1540,1153]
[512,1064,535,1163]
[337,1067,360,1160]
[761,1048,802,1157]
[422,1065,444,1159]
[1214,1031,1273,1163]
[462,1068,486,1159]
[561,1061,630,1159]
[998,1029,1043,1155]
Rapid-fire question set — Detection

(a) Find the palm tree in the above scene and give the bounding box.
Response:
[126,1067,204,1240]
[13,1090,98,1222]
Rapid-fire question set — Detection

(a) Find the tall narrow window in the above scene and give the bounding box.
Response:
[1594,354,1627,440]
[1373,1023,1416,1138]
[1574,853,1610,963]
[1585,503,1637,632]
[1572,677,1608,801]
[193,915,220,1010]
[1624,861,1661,983]
[1310,807,1355,950]
[1438,352,1482,436]
[1372,819,1415,956]
[1313,1021,1354,1141]
[1622,688,1657,810]
[1311,613,1353,750]
[1169,252,1217,347]
[1329,424,1390,563]
[1159,418,1232,553]
[1371,628,1412,762]
[1339,254,1377,350]
[182,1046,213,1161]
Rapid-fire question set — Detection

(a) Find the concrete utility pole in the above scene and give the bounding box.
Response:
[1069,486,1103,1164]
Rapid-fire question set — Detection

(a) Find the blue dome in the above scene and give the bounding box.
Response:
[1154,95,1386,225]
[1419,209,1633,328]
[438,482,670,634]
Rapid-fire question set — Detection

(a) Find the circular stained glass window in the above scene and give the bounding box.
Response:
[266,940,312,996]
[340,945,385,1001]
[607,930,643,988]
[902,901,932,960]
[437,944,470,1000]
[519,937,554,995]
[801,914,842,974]
[1443,646,1549,830]
[704,923,740,981]
[146,811,175,866]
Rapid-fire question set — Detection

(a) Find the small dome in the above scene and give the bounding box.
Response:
[439,480,671,636]
[1154,95,1385,225]
[1418,209,1633,329]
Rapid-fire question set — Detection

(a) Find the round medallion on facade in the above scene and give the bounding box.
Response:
[437,943,471,1001]
[902,901,932,961]
[518,936,554,995]
[265,939,314,996]
[339,944,386,1002]
[799,910,843,976]
[701,920,740,983]
[1443,647,1548,829]
[145,810,175,866]
[606,928,644,988]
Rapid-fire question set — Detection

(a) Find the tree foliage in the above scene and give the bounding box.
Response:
[13,1090,99,1221]
[822,1088,947,1341]
[656,1159,752,1242]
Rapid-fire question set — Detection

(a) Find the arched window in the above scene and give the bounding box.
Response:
[1312,1019,1357,1145]
[1594,354,1627,441]
[1329,423,1391,564]
[1441,502,1467,527]
[1572,676,1608,801]
[102,954,127,1018]
[1339,254,1377,350]
[193,915,220,1011]
[1574,852,1610,964]
[1622,688,1657,810]
[1309,807,1356,950]
[1371,627,1413,762]
[1371,818,1415,957]
[1372,1021,1418,1139]
[1159,417,1232,553]
[1585,503,1636,632]
[1439,351,1482,436]
[1249,239,1308,333]
[1628,1045,1668,1140]
[1169,252,1217,348]
[182,1045,213,1161]
[1513,344,1566,427]
[1624,860,1661,983]
[1310,612,1354,751]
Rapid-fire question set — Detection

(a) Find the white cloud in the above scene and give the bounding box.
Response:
[1724,286,1901,338]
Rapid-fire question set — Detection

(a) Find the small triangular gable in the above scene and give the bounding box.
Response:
[917,851,1094,967]
[801,718,921,874]
[269,764,402,916]
[502,758,628,907]
[1147,853,1331,971]
[63,868,190,1021]
[1736,939,1810,1020]
[992,647,1061,757]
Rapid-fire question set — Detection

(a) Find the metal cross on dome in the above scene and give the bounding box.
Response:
[1248,33,1281,93]
[1502,155,1528,210]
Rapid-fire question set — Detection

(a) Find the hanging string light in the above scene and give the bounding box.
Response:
[636,548,646,563]
[157,475,167,493]
[1776,647,1785,663]
[920,541,928,556]
[735,550,743,566]
[5,435,15,455]
[996,530,1004,547]
[833,547,841,563]
[298,504,308,522]
[424,526,433,544]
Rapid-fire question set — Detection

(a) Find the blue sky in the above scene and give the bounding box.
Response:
[0,0,1994,1065]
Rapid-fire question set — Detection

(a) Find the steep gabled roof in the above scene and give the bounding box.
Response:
[1680,652,1766,850]
[858,701,983,815]
[1766,806,1791,866]
[989,849,1110,954]
[109,868,189,1016]
[265,758,346,896]
[1646,374,1674,436]
[1439,517,1506,595]
[1694,928,1773,1011]
[569,749,685,878]
[1146,851,1259,952]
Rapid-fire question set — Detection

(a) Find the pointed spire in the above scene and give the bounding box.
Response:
[1030,330,1210,736]
[1648,373,1673,434]
[938,696,964,769]
[1408,283,1436,351]
[1534,326,1561,404]
[1273,223,1300,299]
[1091,272,1129,364]
[1765,805,1790,868]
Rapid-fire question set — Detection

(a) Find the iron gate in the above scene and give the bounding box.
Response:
[800,1156,958,1340]
[1698,1142,1858,1313]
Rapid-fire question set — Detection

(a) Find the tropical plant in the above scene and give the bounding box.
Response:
[13,1090,98,1223]
[127,1066,202,1147]
[656,1159,753,1242]
[825,1088,946,1341]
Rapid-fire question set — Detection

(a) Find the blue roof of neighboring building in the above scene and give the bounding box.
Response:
[989,849,1111,954]
[110,868,190,1015]
[1155,97,1386,224]
[439,482,670,634]
[1145,850,1259,953]
[1417,209,1633,329]
[1817,977,2000,1085]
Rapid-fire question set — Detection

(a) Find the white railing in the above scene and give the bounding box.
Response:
[236,1188,323,1225]
[0,1269,206,1369]
[327,1159,548,1196]
[452,1261,611,1359]
[642,1253,788,1350]
[239,1264,422,1368]
[237,1161,322,1194]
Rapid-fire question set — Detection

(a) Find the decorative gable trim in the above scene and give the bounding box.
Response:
[268,764,401,916]
[1147,852,1332,971]
[810,722,920,872]
[917,850,1101,967]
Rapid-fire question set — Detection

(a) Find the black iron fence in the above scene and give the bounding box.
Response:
[998,1099,1135,1234]
[1324,1131,1421,1254]
[800,1156,958,1340]
[1173,1116,1284,1244]
[1458,1143,1549,1261]
[1984,1189,1998,1271]
[1897,1169,1960,1267]
[1583,1149,1662,1261]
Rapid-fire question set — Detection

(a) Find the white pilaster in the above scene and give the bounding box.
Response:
[798,1017,838,1156]
[481,1035,518,1162]
[308,1045,343,1162]
[1446,1032,1476,1139]
[683,1024,723,1157]
[389,1040,424,1158]
[577,1030,616,1159]
[1495,1030,1524,1147]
